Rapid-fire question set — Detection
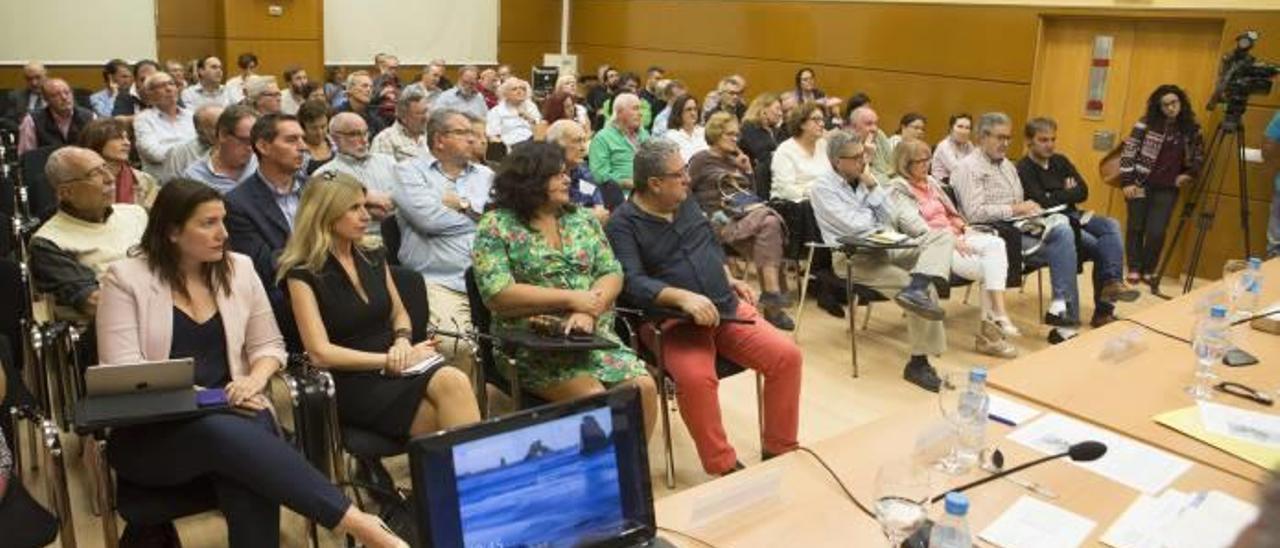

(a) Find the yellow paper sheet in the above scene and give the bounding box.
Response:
[1154,406,1280,471]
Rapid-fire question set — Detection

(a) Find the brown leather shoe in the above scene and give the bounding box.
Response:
[1090,312,1118,328]
[1099,280,1141,303]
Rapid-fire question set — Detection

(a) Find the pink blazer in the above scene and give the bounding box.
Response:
[95,252,287,379]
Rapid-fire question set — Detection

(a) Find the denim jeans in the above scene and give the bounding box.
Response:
[1076,212,1125,315]
[1029,223,1080,323]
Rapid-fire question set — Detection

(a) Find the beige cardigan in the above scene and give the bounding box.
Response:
[95,252,286,383]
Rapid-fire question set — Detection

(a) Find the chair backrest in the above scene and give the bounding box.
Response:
[381,214,402,265]
[19,145,59,221]
[463,267,507,394]
[389,265,430,342]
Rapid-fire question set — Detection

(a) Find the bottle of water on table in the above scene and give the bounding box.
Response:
[929,492,972,548]
[1236,257,1264,321]
[955,368,990,471]
[1189,305,1231,400]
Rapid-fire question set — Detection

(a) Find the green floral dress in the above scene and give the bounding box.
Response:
[472,207,649,390]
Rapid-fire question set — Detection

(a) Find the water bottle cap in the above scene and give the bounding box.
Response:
[944,492,969,516]
[969,368,987,383]
[1210,305,1228,318]
[1248,257,1262,268]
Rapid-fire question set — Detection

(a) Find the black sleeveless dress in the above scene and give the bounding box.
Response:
[287,249,432,439]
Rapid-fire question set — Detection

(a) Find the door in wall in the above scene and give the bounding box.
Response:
[1028,16,1226,277]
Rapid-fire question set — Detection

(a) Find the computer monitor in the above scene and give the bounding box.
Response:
[409,386,658,548]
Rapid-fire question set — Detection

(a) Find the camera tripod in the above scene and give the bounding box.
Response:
[1151,100,1253,298]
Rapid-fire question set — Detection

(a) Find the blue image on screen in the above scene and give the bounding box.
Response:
[451,407,625,548]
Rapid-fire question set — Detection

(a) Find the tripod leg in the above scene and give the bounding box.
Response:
[1235,126,1252,256]
[1180,128,1238,294]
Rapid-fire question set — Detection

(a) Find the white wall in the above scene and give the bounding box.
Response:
[323,0,499,65]
[0,0,157,64]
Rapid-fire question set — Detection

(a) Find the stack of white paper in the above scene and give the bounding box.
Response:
[1101,490,1258,548]
[1198,401,1280,447]
[1007,413,1192,494]
[988,394,1041,426]
[979,496,1096,548]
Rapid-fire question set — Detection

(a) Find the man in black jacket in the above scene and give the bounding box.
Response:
[1016,117,1137,327]
[17,78,95,154]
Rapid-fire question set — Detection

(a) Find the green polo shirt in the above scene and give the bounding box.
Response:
[588,123,651,187]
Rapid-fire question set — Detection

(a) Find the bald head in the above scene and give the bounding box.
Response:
[850,106,879,138]
[41,78,74,116]
[329,112,369,157]
[193,104,225,146]
[46,146,113,217]
[612,92,643,132]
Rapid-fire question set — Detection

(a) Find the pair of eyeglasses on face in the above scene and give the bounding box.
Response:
[333,130,369,139]
[659,166,690,180]
[839,154,866,162]
[71,162,112,184]
[910,156,931,165]
[441,128,474,138]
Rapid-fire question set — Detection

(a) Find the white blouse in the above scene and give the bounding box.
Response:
[770,137,830,202]
[667,126,708,164]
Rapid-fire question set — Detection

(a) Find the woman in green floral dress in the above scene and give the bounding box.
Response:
[472,141,657,437]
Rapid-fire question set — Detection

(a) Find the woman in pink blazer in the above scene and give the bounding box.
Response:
[95,179,405,547]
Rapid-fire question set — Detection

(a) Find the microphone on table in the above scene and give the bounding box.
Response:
[927,441,1107,504]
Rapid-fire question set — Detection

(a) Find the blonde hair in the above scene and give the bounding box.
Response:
[893,138,932,179]
[742,92,780,125]
[703,111,738,147]
[275,172,371,282]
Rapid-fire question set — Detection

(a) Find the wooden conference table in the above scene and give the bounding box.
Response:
[654,393,1258,547]
[988,258,1280,484]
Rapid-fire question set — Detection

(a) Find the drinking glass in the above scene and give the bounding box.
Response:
[873,460,933,546]
[935,370,971,475]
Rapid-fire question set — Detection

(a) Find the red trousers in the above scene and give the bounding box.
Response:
[644,301,802,474]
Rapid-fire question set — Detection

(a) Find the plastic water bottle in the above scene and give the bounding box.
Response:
[1237,257,1265,321]
[929,492,973,548]
[955,368,990,471]
[1189,305,1231,400]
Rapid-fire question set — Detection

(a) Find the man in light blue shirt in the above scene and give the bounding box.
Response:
[393,108,493,369]
[431,66,488,120]
[184,105,258,193]
[810,130,951,392]
[1264,112,1280,258]
[90,60,132,118]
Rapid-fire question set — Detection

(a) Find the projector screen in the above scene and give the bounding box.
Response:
[324,0,499,66]
[0,0,157,64]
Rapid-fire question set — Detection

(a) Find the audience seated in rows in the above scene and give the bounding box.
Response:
[847,106,895,184]
[638,66,667,126]
[701,75,746,123]
[30,147,149,320]
[18,77,96,155]
[771,101,829,203]
[737,92,783,194]
[477,67,500,110]
[794,67,842,126]
[95,179,406,547]
[811,131,950,392]
[391,108,493,374]
[370,88,431,162]
[78,118,158,208]
[184,105,259,193]
[244,75,282,116]
[545,73,592,131]
[336,71,386,138]
[402,60,446,102]
[601,73,651,131]
[886,112,926,153]
[649,79,687,138]
[224,52,258,101]
[471,141,657,434]
[688,112,793,330]
[3,62,47,127]
[312,112,398,238]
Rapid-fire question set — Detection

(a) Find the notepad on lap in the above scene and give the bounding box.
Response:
[399,354,445,376]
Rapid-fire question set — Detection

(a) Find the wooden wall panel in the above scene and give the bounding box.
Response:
[219,0,324,88]
[499,0,563,76]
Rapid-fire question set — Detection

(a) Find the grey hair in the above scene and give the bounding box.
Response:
[45,146,92,189]
[396,88,428,119]
[612,92,640,117]
[458,64,479,78]
[977,112,1012,138]
[544,119,583,144]
[633,138,681,194]
[1024,116,1057,139]
[426,108,465,150]
[327,111,364,134]
[825,130,861,168]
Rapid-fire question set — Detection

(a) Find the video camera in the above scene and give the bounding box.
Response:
[1207,30,1280,112]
